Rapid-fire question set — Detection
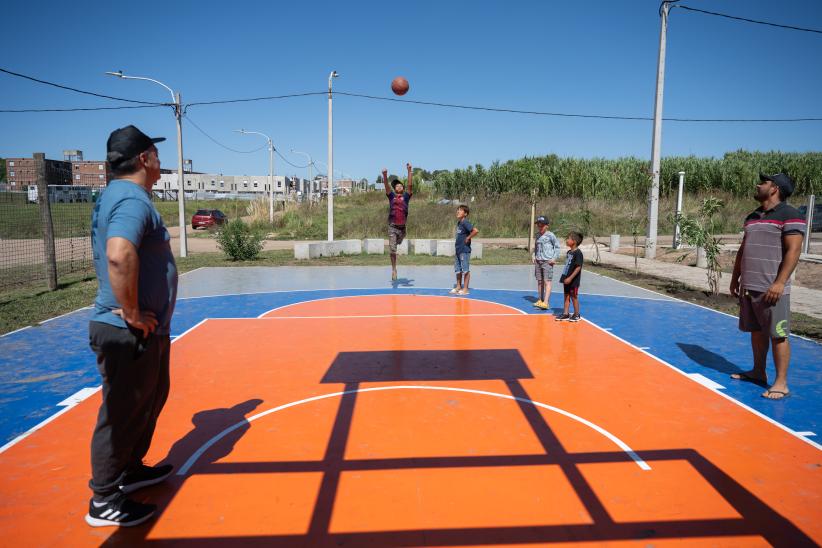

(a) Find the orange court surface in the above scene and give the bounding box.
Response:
[1,266,821,546]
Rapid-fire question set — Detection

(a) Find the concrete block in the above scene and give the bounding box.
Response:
[472,242,484,259]
[363,238,384,254]
[413,239,438,255]
[294,243,310,260]
[339,239,362,255]
[396,239,409,255]
[437,240,455,257]
[309,243,324,258]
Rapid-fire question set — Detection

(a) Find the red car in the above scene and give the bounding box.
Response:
[191,209,228,230]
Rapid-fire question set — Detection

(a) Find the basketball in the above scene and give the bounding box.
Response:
[391,76,409,96]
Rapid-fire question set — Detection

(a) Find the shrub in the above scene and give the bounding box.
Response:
[215,219,265,261]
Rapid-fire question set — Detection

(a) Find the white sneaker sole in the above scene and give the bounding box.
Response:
[85,509,156,527]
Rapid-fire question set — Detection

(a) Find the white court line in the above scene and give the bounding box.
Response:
[688,373,726,391]
[797,431,816,437]
[177,384,651,476]
[39,305,93,325]
[0,325,32,338]
[583,318,822,452]
[0,386,101,455]
[256,293,527,318]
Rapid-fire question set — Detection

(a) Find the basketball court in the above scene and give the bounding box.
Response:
[1,265,820,546]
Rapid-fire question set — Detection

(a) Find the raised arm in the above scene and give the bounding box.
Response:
[382,168,391,196]
[406,163,413,196]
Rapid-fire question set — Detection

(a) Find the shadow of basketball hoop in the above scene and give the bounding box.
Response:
[103,349,814,546]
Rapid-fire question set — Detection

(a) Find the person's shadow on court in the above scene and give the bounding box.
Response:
[676,343,766,385]
[102,398,264,545]
[161,398,264,470]
[391,277,414,288]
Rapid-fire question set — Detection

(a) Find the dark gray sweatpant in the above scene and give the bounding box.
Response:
[88,321,170,499]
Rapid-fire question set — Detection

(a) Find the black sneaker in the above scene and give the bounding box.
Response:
[85,492,156,527]
[555,313,571,321]
[120,463,174,494]
[569,314,581,322]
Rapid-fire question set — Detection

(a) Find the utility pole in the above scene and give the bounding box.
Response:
[328,70,339,241]
[647,1,675,259]
[174,92,188,257]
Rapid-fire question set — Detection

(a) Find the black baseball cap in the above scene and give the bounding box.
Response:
[106,125,165,166]
[535,215,549,224]
[759,172,795,198]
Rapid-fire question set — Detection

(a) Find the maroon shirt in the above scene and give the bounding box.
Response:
[387,192,411,226]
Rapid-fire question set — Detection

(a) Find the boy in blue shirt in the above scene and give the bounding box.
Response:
[556,231,584,322]
[532,216,561,311]
[450,204,478,295]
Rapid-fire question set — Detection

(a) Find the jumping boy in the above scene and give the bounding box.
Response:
[557,231,583,321]
[382,163,413,281]
[450,204,478,295]
[533,216,561,311]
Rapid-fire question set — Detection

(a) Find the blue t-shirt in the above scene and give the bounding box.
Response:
[455,218,474,255]
[91,180,178,335]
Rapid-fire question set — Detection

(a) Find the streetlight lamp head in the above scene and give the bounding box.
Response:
[234,129,245,133]
[105,71,124,78]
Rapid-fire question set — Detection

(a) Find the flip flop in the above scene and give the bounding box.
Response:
[762,389,790,400]
[730,372,767,386]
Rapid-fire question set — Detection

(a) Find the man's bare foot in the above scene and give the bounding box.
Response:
[730,371,767,385]
[762,386,790,400]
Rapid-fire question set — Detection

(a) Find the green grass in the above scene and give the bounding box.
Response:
[268,189,763,241]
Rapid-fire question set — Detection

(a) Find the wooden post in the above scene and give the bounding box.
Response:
[528,188,537,253]
[35,153,58,291]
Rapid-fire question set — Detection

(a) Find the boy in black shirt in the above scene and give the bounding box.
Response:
[556,231,583,322]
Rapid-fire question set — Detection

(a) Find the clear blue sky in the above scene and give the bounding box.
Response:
[1,0,820,182]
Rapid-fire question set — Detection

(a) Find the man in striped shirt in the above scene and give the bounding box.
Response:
[729,173,805,400]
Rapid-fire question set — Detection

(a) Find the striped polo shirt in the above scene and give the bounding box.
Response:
[741,201,805,294]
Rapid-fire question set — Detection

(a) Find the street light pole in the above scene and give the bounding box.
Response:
[235,129,275,223]
[328,70,339,242]
[647,1,675,259]
[106,71,188,257]
[291,150,313,202]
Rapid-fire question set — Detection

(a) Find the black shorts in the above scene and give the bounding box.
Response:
[563,284,579,298]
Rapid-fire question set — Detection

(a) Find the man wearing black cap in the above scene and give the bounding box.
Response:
[85,125,178,526]
[729,173,805,400]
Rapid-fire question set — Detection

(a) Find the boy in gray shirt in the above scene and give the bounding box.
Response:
[533,216,560,311]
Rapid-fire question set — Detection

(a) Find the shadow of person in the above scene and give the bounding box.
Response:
[161,398,264,470]
[523,295,538,304]
[101,398,263,546]
[391,277,414,289]
[676,343,765,384]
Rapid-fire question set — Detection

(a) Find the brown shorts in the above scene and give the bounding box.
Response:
[388,224,406,254]
[739,289,791,339]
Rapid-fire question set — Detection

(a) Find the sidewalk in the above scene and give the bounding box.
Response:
[583,244,822,320]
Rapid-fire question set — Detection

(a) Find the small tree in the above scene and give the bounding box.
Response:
[675,196,724,295]
[216,219,265,261]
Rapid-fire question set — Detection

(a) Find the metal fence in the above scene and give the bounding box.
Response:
[0,185,103,291]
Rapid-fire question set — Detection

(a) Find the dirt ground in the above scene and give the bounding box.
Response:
[616,246,822,291]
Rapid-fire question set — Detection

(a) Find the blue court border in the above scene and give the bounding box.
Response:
[1,287,820,449]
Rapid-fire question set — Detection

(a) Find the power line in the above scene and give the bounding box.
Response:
[676,5,822,34]
[0,104,170,113]
[335,91,822,123]
[183,114,268,154]
[275,149,311,169]
[185,91,326,109]
[0,67,169,105]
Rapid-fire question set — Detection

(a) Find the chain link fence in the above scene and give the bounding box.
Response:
[0,185,104,291]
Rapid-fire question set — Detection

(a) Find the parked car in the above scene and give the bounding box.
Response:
[797,204,822,232]
[191,209,228,229]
